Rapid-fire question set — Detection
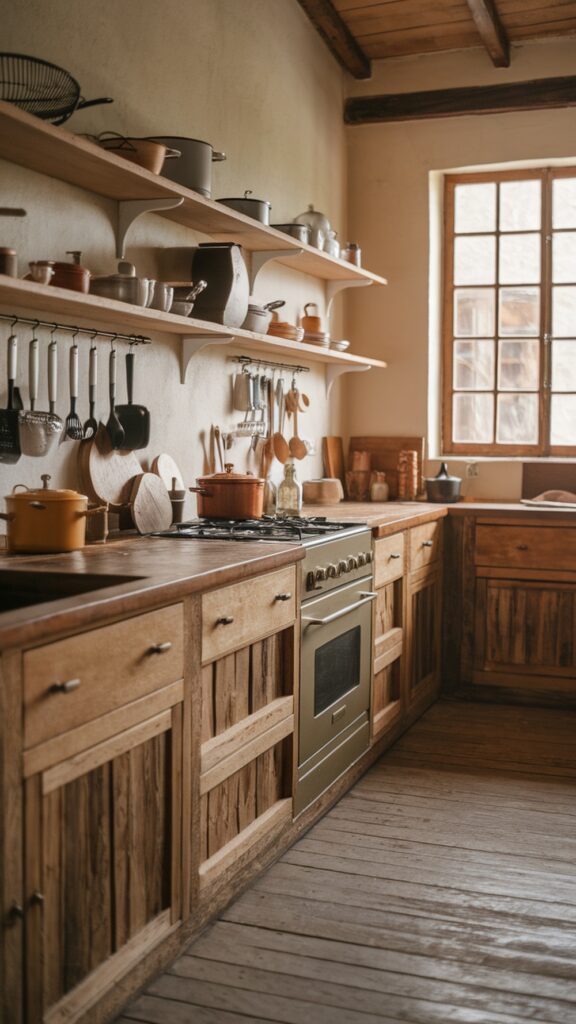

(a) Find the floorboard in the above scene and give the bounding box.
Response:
[119,701,576,1023]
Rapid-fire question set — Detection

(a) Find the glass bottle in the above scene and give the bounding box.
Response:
[277,461,302,515]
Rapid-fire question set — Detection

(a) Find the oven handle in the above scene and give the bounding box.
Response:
[302,591,377,626]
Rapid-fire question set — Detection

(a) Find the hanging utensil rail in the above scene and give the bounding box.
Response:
[233,355,310,375]
[0,313,151,345]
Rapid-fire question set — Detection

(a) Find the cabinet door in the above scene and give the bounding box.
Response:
[372,579,404,740]
[406,566,442,711]
[473,578,576,691]
[24,706,182,1023]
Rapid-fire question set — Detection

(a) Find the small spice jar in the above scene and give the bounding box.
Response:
[342,242,362,267]
[370,471,389,502]
[0,247,17,276]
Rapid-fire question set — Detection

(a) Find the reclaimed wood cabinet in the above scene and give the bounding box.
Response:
[444,513,576,704]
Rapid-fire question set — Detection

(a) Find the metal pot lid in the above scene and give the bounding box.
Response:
[218,189,271,208]
[198,464,264,485]
[10,487,87,502]
[426,462,461,483]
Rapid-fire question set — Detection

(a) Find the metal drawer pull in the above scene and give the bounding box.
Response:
[216,616,234,626]
[389,553,401,560]
[517,544,528,551]
[422,539,434,547]
[30,890,45,906]
[149,641,173,654]
[7,901,24,924]
[302,591,377,627]
[332,705,347,724]
[275,593,292,601]
[50,678,81,694]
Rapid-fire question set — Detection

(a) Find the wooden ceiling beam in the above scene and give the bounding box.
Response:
[345,76,576,124]
[464,0,510,67]
[296,0,372,80]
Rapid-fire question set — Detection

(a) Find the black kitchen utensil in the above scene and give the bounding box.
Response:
[105,348,125,451]
[0,333,21,463]
[116,349,150,451]
[65,342,84,440]
[82,344,98,440]
[0,53,113,124]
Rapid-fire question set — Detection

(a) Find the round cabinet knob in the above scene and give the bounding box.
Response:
[422,539,434,548]
[149,641,172,654]
[327,564,339,578]
[275,592,292,602]
[357,552,366,567]
[316,566,329,582]
[338,559,348,575]
[347,556,359,571]
[50,678,81,695]
[216,616,234,626]
[517,544,528,551]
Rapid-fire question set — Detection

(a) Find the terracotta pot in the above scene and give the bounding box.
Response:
[0,475,104,552]
[190,464,264,519]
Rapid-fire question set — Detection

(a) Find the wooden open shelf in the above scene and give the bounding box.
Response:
[0,276,388,374]
[0,102,387,286]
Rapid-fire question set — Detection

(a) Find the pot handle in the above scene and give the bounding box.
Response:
[0,512,15,522]
[189,487,211,497]
[212,151,226,162]
[164,148,181,160]
[78,505,108,519]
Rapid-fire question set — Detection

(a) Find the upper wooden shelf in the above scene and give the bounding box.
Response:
[0,102,387,287]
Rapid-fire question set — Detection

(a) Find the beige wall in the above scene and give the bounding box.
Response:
[0,0,348,518]
[345,39,576,499]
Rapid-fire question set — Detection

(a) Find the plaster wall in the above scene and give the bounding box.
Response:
[0,0,348,520]
[345,39,576,499]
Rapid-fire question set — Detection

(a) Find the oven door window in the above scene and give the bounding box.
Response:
[314,625,361,716]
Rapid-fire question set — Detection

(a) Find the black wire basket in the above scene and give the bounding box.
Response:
[0,53,112,124]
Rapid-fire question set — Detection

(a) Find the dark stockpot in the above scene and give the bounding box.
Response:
[190,465,264,520]
[425,462,462,503]
[147,136,225,198]
[218,191,271,225]
[271,223,310,244]
[191,242,249,328]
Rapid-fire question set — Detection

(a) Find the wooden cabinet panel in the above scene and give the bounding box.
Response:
[372,660,402,737]
[23,604,184,748]
[407,568,441,708]
[475,524,576,572]
[25,707,181,1023]
[374,532,405,588]
[409,520,442,573]
[202,567,296,663]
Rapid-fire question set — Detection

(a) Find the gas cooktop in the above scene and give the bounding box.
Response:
[154,515,368,545]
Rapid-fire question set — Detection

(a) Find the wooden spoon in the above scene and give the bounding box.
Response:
[272,377,290,464]
[289,407,307,460]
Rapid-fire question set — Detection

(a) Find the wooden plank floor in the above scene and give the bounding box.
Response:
[119,701,576,1024]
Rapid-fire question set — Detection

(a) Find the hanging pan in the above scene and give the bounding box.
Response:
[116,349,150,451]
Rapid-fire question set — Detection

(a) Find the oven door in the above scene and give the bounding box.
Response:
[299,574,375,764]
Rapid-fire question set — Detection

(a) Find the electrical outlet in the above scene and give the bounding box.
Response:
[466,462,479,478]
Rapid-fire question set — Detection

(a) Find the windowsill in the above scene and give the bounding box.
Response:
[431,455,576,463]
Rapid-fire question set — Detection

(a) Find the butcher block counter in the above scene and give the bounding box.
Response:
[303,499,448,536]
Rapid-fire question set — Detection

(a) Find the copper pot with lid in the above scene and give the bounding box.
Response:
[0,473,105,552]
[190,464,264,519]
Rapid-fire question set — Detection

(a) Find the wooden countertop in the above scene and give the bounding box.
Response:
[303,501,448,537]
[0,536,304,649]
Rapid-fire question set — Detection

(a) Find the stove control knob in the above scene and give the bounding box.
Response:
[357,552,367,567]
[365,550,373,564]
[306,571,317,591]
[327,563,338,579]
[338,559,348,575]
[316,566,329,583]
[347,556,359,571]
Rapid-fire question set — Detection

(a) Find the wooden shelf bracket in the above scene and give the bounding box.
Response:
[181,334,235,383]
[326,361,373,398]
[327,277,372,316]
[249,248,303,291]
[116,198,184,258]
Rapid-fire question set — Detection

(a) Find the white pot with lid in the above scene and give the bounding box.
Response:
[294,204,332,249]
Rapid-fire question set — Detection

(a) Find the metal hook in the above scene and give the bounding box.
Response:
[110,333,118,350]
[10,315,18,330]
[31,318,40,338]
[50,323,58,340]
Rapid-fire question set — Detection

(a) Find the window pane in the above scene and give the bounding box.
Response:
[498,339,539,390]
[454,288,495,337]
[552,286,576,337]
[454,183,496,233]
[453,339,495,389]
[496,394,539,445]
[499,287,540,336]
[453,393,494,443]
[552,177,576,229]
[499,234,540,284]
[551,394,576,445]
[552,340,576,391]
[499,180,541,231]
[454,236,495,285]
[552,232,576,283]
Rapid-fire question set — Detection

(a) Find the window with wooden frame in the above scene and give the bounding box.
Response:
[443,168,576,456]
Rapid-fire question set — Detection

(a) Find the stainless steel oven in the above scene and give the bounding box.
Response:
[295,528,375,815]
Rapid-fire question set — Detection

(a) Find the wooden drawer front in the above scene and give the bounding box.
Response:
[374,533,405,587]
[409,520,442,573]
[23,604,184,749]
[202,566,296,663]
[475,524,576,571]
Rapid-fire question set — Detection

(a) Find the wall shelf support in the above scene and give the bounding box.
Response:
[116,198,184,258]
[326,361,372,398]
[249,248,303,291]
[181,334,234,383]
[326,277,372,316]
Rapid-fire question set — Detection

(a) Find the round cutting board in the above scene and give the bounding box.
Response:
[151,453,185,491]
[130,473,173,534]
[79,425,142,508]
